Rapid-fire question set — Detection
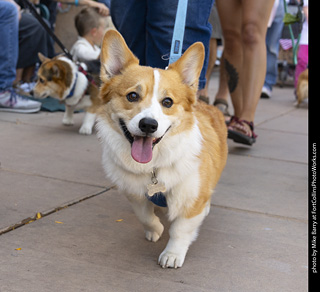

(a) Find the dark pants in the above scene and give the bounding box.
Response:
[17,12,54,69]
[111,0,214,89]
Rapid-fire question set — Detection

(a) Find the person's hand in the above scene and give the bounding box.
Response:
[82,0,110,16]
[90,2,110,16]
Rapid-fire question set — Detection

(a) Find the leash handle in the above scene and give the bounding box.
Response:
[168,0,188,64]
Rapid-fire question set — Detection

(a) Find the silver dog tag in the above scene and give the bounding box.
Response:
[147,182,166,197]
[147,168,166,197]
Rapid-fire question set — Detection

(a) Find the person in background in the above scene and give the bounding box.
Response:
[216,0,274,145]
[198,3,230,121]
[70,6,109,62]
[261,0,284,98]
[110,0,214,92]
[294,0,308,91]
[14,0,109,94]
[14,0,55,94]
[0,0,42,113]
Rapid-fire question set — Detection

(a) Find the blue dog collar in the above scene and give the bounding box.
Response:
[145,192,167,207]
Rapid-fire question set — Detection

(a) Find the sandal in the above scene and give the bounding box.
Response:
[214,98,231,124]
[227,118,257,146]
[198,95,209,104]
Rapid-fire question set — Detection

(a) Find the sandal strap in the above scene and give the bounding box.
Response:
[213,98,228,107]
[214,99,231,117]
[238,119,257,138]
[198,95,209,104]
[229,116,239,125]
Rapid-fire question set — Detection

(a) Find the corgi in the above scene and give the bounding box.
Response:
[296,68,308,107]
[32,53,101,134]
[96,30,228,268]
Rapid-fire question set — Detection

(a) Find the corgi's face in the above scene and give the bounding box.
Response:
[33,54,73,100]
[98,30,204,164]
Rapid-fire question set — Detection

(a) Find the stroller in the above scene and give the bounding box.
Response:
[278,0,304,87]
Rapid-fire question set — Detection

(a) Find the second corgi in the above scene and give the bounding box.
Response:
[32,53,101,135]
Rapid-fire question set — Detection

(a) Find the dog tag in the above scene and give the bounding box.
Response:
[147,168,166,197]
[147,182,166,197]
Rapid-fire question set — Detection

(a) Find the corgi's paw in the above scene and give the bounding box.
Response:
[158,249,186,269]
[79,125,92,135]
[62,118,74,126]
[145,223,164,242]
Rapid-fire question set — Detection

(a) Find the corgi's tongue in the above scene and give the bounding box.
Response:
[131,136,154,164]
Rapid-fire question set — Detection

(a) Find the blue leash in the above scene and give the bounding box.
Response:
[168,0,189,64]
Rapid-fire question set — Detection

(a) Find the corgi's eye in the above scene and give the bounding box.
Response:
[126,92,140,102]
[39,78,45,84]
[162,97,173,108]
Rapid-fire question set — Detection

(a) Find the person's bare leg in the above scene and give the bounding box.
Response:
[14,68,23,86]
[213,53,231,122]
[198,38,218,100]
[216,0,243,119]
[239,0,274,123]
[21,65,35,83]
[214,53,229,101]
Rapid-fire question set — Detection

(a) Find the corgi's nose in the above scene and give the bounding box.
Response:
[139,118,158,134]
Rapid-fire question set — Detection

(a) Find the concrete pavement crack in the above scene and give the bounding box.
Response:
[0,187,115,236]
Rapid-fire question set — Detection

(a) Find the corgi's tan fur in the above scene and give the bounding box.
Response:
[296,68,308,107]
[96,30,228,268]
[33,54,101,134]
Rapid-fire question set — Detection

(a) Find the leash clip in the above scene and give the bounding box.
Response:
[151,168,158,185]
[147,168,166,197]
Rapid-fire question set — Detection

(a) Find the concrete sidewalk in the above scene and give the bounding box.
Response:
[0,76,308,292]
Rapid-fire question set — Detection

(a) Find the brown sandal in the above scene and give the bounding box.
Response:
[227,118,257,146]
[214,98,231,124]
[214,99,230,116]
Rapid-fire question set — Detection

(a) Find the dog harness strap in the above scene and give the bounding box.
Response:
[66,73,78,99]
[168,0,189,64]
[145,192,168,208]
[78,65,97,87]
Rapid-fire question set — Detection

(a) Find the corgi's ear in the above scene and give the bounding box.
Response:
[51,64,60,78]
[38,52,49,63]
[168,42,205,91]
[100,30,139,82]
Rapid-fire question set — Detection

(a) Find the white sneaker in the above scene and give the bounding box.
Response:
[0,88,41,113]
[261,86,272,98]
[18,81,36,94]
